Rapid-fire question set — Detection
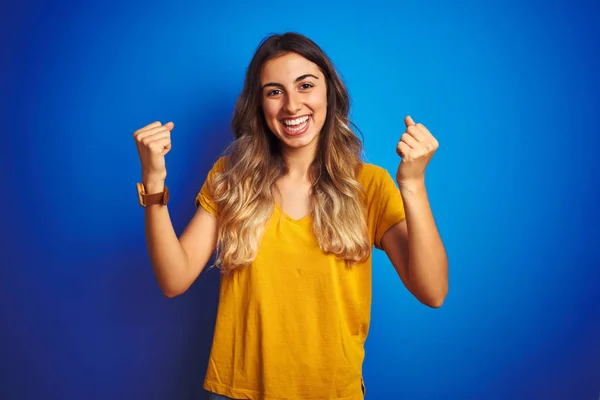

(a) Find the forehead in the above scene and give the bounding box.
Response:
[260,52,323,83]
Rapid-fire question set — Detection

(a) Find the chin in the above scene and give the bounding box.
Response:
[279,130,320,151]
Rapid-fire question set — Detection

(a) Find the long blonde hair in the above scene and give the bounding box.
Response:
[209,33,371,273]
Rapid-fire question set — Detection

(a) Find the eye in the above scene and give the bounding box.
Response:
[299,83,314,90]
[267,89,282,96]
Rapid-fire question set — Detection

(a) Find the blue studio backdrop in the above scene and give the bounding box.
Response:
[2,0,599,399]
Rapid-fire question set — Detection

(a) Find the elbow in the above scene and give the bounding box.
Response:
[412,264,448,309]
[160,282,188,298]
[416,285,448,309]
[163,289,183,298]
[155,266,193,298]
[425,294,446,308]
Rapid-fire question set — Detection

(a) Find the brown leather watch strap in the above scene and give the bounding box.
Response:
[137,183,170,206]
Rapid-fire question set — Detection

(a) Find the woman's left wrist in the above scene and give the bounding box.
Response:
[398,178,426,195]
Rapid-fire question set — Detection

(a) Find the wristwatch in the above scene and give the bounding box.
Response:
[136,182,170,207]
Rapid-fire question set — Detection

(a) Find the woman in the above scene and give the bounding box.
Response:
[133,32,448,400]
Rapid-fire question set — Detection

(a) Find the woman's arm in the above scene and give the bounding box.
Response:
[381,115,448,308]
[381,182,448,308]
[143,180,218,298]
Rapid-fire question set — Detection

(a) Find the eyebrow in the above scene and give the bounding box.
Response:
[261,74,319,90]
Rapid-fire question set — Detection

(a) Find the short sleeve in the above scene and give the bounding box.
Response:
[370,167,406,250]
[195,157,227,217]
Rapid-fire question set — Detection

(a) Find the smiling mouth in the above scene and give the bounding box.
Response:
[280,115,311,135]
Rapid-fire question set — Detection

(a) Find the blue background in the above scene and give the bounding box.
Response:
[2,0,599,399]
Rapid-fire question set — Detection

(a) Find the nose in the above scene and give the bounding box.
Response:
[284,92,302,114]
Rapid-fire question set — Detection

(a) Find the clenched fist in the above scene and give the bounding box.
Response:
[133,121,174,185]
[396,116,439,188]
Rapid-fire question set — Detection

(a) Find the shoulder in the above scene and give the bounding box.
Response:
[205,155,229,179]
[197,156,229,209]
[357,162,400,202]
[357,162,393,187]
[212,155,229,172]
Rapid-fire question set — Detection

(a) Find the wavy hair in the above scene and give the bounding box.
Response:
[209,32,371,273]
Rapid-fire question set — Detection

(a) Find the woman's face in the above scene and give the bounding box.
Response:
[260,52,328,152]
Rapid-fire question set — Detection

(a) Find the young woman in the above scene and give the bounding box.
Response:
[133,32,448,400]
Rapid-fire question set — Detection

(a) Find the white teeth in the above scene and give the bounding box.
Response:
[283,116,309,126]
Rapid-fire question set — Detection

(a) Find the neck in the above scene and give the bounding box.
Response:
[280,144,317,181]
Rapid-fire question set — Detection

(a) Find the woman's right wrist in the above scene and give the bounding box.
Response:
[142,177,166,194]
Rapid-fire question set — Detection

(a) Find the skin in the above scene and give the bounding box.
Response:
[260,52,328,220]
[260,52,328,158]
[382,116,448,308]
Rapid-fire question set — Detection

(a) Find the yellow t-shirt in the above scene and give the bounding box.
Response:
[196,157,406,400]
